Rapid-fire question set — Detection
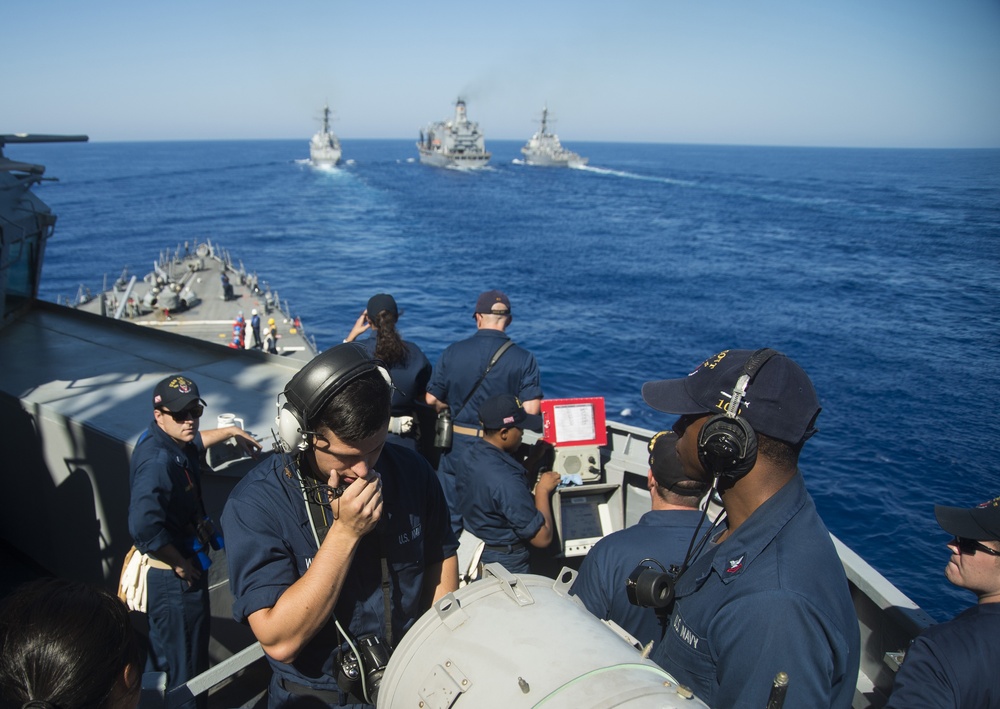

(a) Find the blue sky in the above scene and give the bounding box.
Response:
[4,1,999,147]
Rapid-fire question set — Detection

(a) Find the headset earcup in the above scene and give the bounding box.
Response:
[277,403,309,452]
[698,414,758,480]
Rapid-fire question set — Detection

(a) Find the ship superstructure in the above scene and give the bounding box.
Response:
[417,98,491,168]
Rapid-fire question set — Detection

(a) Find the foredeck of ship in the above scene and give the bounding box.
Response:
[71,241,317,362]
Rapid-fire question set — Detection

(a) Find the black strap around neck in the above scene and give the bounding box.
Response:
[452,339,516,420]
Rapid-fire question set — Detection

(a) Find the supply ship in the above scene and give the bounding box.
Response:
[0,134,932,708]
[417,98,491,168]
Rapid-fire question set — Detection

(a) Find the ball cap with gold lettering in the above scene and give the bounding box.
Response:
[935,496,1000,542]
[152,375,206,412]
[641,349,821,446]
[479,394,542,432]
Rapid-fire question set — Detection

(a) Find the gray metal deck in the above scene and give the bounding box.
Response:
[71,241,317,362]
[0,301,304,706]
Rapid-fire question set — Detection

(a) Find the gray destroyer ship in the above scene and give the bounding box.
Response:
[417,98,491,168]
[309,104,342,167]
[521,106,588,167]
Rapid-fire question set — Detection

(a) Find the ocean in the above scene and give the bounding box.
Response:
[17,138,1000,623]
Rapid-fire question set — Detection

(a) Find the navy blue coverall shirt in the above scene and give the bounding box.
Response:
[651,473,861,709]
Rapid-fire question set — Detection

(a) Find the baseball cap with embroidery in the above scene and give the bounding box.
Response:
[648,430,709,496]
[641,349,821,446]
[475,290,511,315]
[935,496,1000,542]
[479,394,542,432]
[152,375,205,412]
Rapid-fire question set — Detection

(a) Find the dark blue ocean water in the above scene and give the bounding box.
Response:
[17,138,1000,623]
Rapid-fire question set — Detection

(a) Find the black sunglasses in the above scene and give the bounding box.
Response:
[953,536,1000,557]
[158,405,204,422]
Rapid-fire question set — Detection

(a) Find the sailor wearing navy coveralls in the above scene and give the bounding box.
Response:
[452,394,561,574]
[885,496,1000,708]
[642,349,861,709]
[425,290,543,537]
[343,293,432,453]
[221,344,458,709]
[128,375,260,709]
[570,430,707,646]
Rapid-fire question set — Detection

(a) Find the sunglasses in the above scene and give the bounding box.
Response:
[158,405,204,422]
[953,536,1000,557]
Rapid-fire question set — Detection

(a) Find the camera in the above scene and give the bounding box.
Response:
[196,516,225,551]
[338,634,391,705]
[625,560,678,610]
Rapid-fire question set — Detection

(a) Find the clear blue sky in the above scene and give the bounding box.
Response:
[5,0,999,148]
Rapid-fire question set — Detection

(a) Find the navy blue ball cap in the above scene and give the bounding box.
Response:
[475,290,511,315]
[641,349,821,446]
[935,496,1000,542]
[152,375,205,411]
[648,430,709,496]
[479,394,542,432]
[367,293,398,319]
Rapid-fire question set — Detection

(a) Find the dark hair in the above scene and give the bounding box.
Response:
[757,433,802,471]
[654,481,704,508]
[370,309,408,369]
[314,368,391,443]
[0,578,141,709]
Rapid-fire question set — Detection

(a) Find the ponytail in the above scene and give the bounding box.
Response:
[371,309,407,368]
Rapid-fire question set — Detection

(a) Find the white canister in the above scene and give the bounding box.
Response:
[217,413,244,444]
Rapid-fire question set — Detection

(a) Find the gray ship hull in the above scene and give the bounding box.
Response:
[417,144,491,168]
[522,150,588,167]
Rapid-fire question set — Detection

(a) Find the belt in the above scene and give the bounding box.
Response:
[144,553,174,571]
[277,677,342,703]
[483,542,526,553]
[453,424,483,438]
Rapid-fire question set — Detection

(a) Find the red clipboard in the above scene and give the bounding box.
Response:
[540,397,607,447]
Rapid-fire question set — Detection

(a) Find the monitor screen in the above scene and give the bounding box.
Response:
[560,494,605,541]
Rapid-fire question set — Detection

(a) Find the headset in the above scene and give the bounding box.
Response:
[697,347,779,481]
[276,342,392,453]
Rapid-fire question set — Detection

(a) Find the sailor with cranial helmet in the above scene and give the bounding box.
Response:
[221,343,458,707]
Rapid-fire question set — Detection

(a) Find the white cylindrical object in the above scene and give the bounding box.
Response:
[378,564,708,708]
[217,413,244,429]
[217,414,244,445]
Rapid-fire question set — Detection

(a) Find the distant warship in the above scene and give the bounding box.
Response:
[520,106,588,167]
[417,98,491,168]
[309,104,342,167]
